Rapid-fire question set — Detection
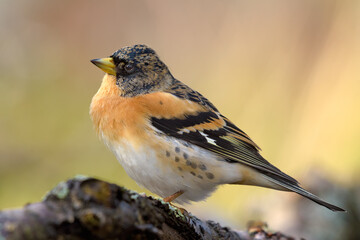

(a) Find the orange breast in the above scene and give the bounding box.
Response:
[90,74,204,147]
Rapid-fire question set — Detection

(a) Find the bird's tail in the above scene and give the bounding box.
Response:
[262,174,345,212]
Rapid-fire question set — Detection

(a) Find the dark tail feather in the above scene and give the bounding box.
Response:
[263,175,345,212]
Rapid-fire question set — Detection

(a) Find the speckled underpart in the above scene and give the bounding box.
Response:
[205,172,215,180]
[199,163,207,171]
[164,143,212,181]
[102,132,243,204]
[163,141,221,186]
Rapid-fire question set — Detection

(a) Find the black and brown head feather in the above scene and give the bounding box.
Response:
[110,44,174,97]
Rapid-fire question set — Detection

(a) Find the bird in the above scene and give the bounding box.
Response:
[90,44,344,211]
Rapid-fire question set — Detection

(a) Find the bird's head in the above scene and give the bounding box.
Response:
[91,44,174,97]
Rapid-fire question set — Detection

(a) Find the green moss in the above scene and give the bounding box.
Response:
[50,181,69,199]
[74,175,91,181]
[157,199,185,220]
[169,205,185,220]
[128,189,142,200]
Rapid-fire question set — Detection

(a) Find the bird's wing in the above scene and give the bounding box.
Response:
[156,81,346,211]
[153,82,299,184]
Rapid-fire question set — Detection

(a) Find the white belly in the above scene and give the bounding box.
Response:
[102,134,241,204]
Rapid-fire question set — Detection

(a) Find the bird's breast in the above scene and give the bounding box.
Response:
[90,95,146,148]
[90,74,205,147]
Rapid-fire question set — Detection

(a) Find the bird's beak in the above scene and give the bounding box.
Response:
[91,57,116,76]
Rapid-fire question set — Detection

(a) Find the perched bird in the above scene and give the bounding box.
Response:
[90,44,344,211]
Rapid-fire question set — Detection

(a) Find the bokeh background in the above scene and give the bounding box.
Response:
[1,0,359,239]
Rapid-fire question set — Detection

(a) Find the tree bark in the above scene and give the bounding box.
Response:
[0,176,294,240]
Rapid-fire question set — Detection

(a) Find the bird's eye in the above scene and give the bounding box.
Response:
[124,63,135,73]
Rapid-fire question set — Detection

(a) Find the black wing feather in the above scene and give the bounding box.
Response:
[151,111,298,185]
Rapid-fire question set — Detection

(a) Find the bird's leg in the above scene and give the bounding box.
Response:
[163,190,184,203]
[163,190,187,214]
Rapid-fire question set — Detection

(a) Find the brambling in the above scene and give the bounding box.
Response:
[90,44,344,211]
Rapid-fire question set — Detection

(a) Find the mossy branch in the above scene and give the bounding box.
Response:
[0,176,294,240]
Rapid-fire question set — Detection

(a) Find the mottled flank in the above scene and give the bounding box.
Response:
[166,151,170,157]
[190,162,197,169]
[190,172,196,176]
[175,157,180,162]
[183,153,188,159]
[178,167,182,171]
[206,172,214,180]
[197,175,203,179]
[175,147,180,153]
[199,163,207,171]
[151,108,299,186]
[181,142,190,147]
[186,160,191,166]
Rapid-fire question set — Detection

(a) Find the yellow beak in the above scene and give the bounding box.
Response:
[91,57,116,76]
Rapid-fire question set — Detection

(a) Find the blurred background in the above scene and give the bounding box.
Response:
[1,0,359,239]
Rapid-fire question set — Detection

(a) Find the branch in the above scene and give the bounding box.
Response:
[0,176,294,240]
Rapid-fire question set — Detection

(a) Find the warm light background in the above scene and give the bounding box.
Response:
[1,1,359,239]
